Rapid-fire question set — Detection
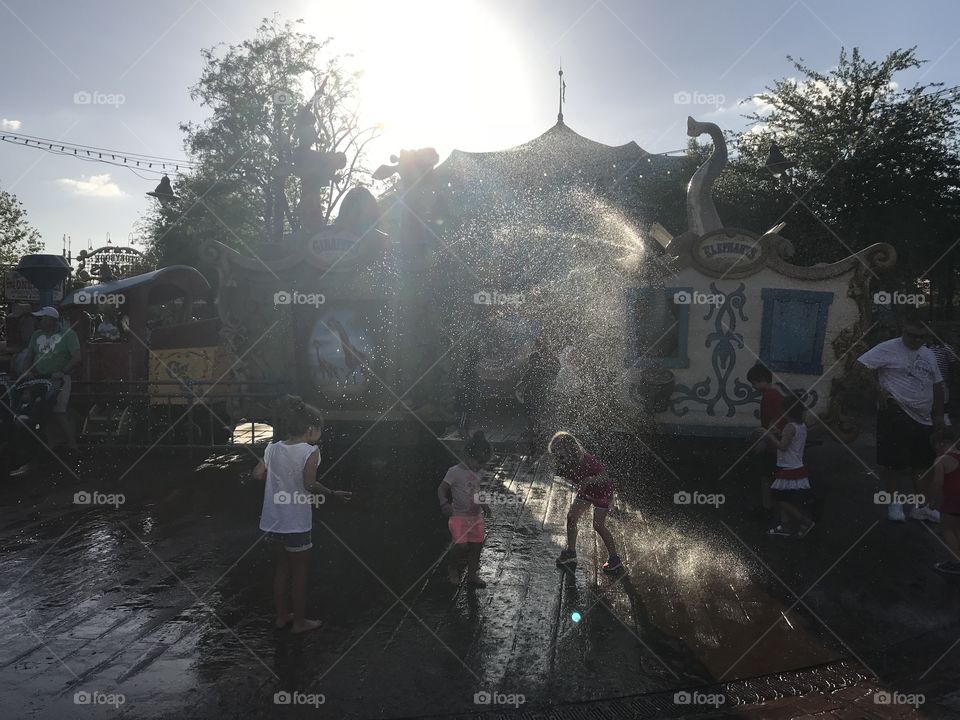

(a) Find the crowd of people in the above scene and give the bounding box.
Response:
[748,310,960,575]
[251,311,960,632]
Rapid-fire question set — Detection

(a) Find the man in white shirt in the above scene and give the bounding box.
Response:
[857,313,945,522]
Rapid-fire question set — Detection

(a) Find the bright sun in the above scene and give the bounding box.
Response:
[301,0,536,162]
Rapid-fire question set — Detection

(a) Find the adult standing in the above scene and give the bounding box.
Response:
[20,306,81,449]
[857,312,944,522]
[518,333,560,454]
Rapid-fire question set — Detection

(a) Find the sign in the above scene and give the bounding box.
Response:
[3,270,64,303]
[310,228,362,269]
[692,229,765,276]
[149,346,227,405]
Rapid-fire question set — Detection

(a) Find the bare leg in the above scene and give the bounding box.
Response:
[566,499,591,553]
[881,465,903,495]
[273,545,291,627]
[289,551,320,633]
[779,501,812,529]
[760,477,773,511]
[447,544,467,583]
[915,466,935,508]
[466,543,483,581]
[592,507,618,557]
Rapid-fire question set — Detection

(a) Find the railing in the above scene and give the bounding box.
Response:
[70,380,283,448]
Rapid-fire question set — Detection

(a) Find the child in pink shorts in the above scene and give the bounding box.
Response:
[438,431,492,587]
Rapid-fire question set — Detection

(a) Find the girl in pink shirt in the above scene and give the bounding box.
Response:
[549,431,621,574]
[438,431,492,587]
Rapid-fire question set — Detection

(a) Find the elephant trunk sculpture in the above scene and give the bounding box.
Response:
[686,116,727,236]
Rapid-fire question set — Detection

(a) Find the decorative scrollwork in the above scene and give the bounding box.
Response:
[669,283,757,418]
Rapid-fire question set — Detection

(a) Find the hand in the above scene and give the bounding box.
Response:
[440,502,453,517]
[333,490,352,501]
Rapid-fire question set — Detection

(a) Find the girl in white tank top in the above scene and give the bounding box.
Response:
[766,395,815,538]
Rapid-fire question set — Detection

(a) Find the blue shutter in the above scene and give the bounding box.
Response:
[760,289,833,374]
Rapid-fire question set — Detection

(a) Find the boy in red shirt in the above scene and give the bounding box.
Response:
[748,362,786,523]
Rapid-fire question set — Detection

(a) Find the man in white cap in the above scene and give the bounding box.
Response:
[20,306,81,448]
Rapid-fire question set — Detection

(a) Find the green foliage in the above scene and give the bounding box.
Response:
[709,47,960,302]
[141,15,378,275]
[0,185,43,267]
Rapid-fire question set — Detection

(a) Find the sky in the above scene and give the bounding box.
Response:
[2,0,959,255]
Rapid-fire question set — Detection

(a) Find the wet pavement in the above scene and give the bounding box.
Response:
[1,430,959,719]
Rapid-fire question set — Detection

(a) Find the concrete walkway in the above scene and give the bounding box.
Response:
[0,430,957,719]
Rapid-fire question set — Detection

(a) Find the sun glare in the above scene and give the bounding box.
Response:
[303,0,536,161]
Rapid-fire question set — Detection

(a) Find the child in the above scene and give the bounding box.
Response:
[747,362,786,523]
[765,395,815,538]
[438,431,492,587]
[548,431,621,574]
[932,431,960,574]
[253,396,352,633]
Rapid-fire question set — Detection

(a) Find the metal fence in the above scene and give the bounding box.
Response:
[71,380,282,447]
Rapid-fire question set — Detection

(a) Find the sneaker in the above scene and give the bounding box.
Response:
[766,525,793,537]
[888,503,906,522]
[934,561,960,575]
[601,555,623,574]
[556,549,577,566]
[912,506,941,523]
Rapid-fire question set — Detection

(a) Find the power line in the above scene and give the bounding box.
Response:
[0,132,198,174]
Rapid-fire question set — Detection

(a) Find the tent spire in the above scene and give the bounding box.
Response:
[557,61,566,124]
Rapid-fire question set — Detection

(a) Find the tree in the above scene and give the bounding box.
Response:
[141,15,379,273]
[705,48,960,307]
[0,185,43,267]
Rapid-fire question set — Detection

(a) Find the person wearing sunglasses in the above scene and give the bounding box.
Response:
[858,311,945,523]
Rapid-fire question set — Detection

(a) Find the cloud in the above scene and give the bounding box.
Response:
[57,174,125,198]
[716,95,776,117]
[1,118,21,130]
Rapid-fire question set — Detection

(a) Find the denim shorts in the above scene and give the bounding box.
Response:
[265,531,312,552]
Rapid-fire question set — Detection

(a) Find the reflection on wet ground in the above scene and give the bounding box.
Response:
[0,438,957,718]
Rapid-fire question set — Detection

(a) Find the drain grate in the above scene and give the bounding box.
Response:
[429,660,874,720]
